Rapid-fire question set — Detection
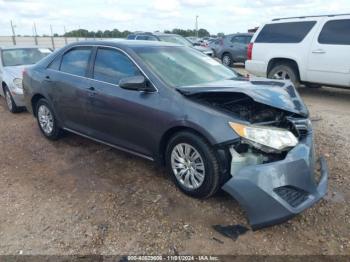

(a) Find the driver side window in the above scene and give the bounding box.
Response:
[93,48,141,85]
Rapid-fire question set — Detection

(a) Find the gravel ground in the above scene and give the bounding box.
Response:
[0,70,349,255]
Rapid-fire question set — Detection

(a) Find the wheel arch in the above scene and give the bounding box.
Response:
[221,51,232,60]
[267,57,301,81]
[31,93,47,117]
[157,126,214,166]
[1,81,7,95]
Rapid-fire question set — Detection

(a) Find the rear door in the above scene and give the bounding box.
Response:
[230,36,250,62]
[307,18,350,87]
[46,46,94,133]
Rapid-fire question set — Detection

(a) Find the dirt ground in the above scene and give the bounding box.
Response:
[0,72,349,255]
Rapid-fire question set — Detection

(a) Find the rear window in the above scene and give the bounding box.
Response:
[318,19,350,45]
[255,21,316,43]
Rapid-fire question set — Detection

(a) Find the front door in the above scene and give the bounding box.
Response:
[86,47,160,156]
[307,19,350,87]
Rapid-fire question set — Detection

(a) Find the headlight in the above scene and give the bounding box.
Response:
[229,122,298,152]
[13,78,23,89]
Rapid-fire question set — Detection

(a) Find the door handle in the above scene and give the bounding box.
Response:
[312,49,326,54]
[44,76,52,82]
[87,86,96,97]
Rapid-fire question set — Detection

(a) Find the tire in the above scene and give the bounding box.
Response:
[4,87,20,113]
[268,64,300,88]
[35,98,62,140]
[165,131,221,199]
[222,53,233,67]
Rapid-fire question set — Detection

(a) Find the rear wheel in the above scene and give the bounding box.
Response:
[222,53,233,67]
[165,131,221,199]
[35,99,62,140]
[268,64,300,88]
[4,87,20,113]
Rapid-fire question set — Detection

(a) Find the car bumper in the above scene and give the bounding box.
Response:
[245,60,267,77]
[222,133,328,230]
[10,87,26,107]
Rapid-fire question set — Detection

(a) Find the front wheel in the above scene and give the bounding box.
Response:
[4,87,20,113]
[36,99,62,140]
[165,131,221,199]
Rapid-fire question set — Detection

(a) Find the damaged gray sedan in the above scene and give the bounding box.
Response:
[22,40,328,230]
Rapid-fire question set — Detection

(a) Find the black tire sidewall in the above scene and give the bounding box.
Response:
[36,99,61,140]
[4,87,19,113]
[165,132,220,198]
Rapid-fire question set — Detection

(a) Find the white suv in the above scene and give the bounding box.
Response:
[246,14,350,88]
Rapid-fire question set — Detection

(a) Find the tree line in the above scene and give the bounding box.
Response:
[61,28,225,38]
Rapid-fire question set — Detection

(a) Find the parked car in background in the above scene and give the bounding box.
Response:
[186,36,200,44]
[208,38,223,57]
[246,14,350,88]
[217,33,253,67]
[23,40,327,230]
[127,32,214,56]
[0,46,52,112]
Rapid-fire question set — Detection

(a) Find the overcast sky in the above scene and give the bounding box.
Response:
[0,0,349,36]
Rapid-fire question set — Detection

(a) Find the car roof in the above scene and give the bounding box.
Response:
[224,33,253,37]
[67,39,182,48]
[272,13,350,22]
[132,32,184,37]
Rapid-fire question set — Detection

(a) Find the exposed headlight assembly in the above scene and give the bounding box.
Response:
[229,122,298,152]
[13,78,23,89]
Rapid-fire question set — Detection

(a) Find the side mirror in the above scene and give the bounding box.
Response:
[119,75,154,92]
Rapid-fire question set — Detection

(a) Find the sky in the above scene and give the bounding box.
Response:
[0,0,349,36]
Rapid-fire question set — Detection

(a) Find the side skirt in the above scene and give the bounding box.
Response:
[63,127,155,161]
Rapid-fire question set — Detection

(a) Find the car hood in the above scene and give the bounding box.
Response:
[176,77,309,117]
[3,65,28,79]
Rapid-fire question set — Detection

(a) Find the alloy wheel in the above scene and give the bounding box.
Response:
[222,55,231,66]
[273,70,291,80]
[38,105,54,135]
[171,143,205,190]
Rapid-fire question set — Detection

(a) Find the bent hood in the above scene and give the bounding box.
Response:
[176,77,309,117]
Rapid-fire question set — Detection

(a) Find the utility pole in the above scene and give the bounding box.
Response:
[10,20,16,45]
[50,24,55,49]
[63,26,68,45]
[33,22,38,45]
[195,15,199,38]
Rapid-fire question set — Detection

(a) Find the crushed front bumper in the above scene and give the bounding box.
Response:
[222,133,328,230]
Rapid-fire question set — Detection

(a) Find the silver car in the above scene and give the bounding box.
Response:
[0,46,52,112]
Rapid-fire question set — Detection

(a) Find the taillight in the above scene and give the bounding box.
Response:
[22,69,27,78]
[247,43,253,60]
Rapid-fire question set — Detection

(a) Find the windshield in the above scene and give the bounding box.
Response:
[134,46,237,87]
[158,35,193,47]
[1,48,52,67]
